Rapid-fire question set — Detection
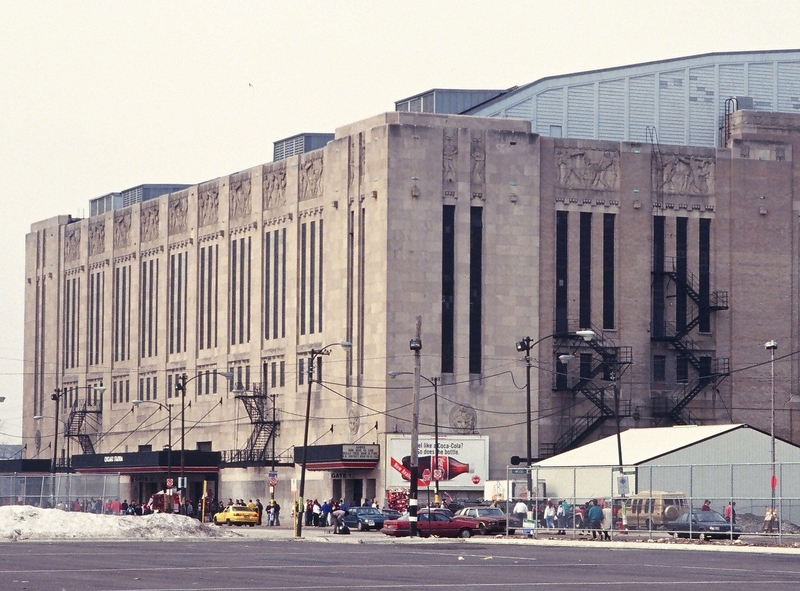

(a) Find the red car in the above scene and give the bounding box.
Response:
[381,509,477,538]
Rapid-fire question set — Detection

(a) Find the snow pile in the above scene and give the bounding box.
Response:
[0,506,231,541]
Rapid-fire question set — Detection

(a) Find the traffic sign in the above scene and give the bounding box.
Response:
[268,471,278,487]
[433,468,443,481]
[421,468,432,486]
[166,478,174,488]
[511,468,527,475]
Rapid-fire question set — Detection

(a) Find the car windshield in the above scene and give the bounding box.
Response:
[357,508,382,515]
[476,508,504,517]
[694,511,725,523]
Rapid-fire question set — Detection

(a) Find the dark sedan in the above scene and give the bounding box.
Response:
[381,509,477,538]
[667,510,743,540]
[453,506,521,535]
[342,507,388,531]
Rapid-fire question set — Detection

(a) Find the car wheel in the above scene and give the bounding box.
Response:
[249,523,255,527]
[508,530,515,535]
[226,519,232,526]
[358,522,366,531]
[732,535,740,540]
[459,528,472,538]
[478,523,488,535]
[645,518,655,530]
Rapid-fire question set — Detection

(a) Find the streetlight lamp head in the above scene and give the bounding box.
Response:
[93,386,106,394]
[516,340,529,353]
[575,329,596,341]
[409,338,422,351]
[0,396,5,403]
[558,354,576,363]
[387,371,403,378]
[33,415,45,420]
[339,341,352,349]
[132,399,144,406]
[217,371,234,379]
[765,340,778,350]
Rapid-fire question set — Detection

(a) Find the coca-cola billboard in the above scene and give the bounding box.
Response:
[386,435,489,490]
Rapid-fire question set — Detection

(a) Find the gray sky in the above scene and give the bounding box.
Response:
[1,0,798,444]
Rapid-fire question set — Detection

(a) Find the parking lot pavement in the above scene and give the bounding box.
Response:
[226,523,800,553]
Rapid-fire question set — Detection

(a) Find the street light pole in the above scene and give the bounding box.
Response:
[409,316,422,537]
[516,330,595,521]
[432,376,440,506]
[50,388,64,474]
[296,341,351,539]
[174,370,233,500]
[132,399,173,482]
[765,339,778,530]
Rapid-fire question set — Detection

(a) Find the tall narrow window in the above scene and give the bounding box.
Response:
[652,216,665,338]
[309,221,316,334]
[653,355,666,382]
[264,231,271,339]
[198,244,220,350]
[699,218,711,332]
[140,259,158,358]
[675,217,688,332]
[442,205,456,374]
[169,251,188,354]
[603,213,615,329]
[113,265,131,364]
[300,223,307,336]
[230,237,251,345]
[579,212,592,329]
[555,211,569,333]
[469,207,483,374]
[318,219,324,333]
[88,270,104,366]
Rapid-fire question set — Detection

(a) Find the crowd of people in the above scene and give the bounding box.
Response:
[299,498,380,530]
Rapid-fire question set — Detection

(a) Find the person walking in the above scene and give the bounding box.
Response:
[601,500,612,540]
[556,500,567,535]
[587,499,604,540]
[256,499,264,526]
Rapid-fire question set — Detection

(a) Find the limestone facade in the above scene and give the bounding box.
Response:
[23,110,800,505]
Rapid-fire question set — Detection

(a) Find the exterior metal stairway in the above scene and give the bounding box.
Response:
[65,403,102,455]
[231,383,281,464]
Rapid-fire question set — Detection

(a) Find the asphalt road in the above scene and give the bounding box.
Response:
[2,536,799,591]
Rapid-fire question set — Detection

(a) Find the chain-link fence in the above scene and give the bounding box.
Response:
[504,462,800,542]
[0,474,121,512]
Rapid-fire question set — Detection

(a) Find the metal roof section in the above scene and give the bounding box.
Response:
[461,49,800,147]
[395,88,510,114]
[535,424,747,467]
[273,132,334,162]
[88,184,190,216]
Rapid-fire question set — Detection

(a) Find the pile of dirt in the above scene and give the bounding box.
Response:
[737,512,800,535]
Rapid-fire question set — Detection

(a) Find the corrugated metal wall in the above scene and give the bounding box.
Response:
[479,53,800,147]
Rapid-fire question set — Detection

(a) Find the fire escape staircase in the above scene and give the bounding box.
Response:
[651,261,730,425]
[65,403,102,455]
[543,327,633,457]
[233,383,280,464]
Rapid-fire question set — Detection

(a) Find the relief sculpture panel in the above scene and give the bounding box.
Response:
[88,220,105,256]
[443,129,458,184]
[64,226,81,262]
[199,183,219,228]
[230,172,252,220]
[263,165,287,209]
[470,133,486,185]
[555,148,619,191]
[300,154,323,201]
[658,155,714,195]
[140,202,160,243]
[114,211,131,248]
[168,193,188,235]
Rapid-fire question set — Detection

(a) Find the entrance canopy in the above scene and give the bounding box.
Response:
[293,444,379,470]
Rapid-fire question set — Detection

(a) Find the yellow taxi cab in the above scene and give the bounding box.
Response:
[213,504,259,526]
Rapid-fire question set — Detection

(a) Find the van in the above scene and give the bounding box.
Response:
[624,491,688,530]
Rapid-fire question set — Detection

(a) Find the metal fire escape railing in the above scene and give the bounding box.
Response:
[542,323,633,457]
[651,257,730,425]
[224,383,281,465]
[65,402,102,455]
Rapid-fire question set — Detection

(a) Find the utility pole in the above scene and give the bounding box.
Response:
[409,316,422,537]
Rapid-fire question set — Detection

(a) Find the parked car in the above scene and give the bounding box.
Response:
[212,505,258,526]
[667,510,743,540]
[453,506,520,535]
[381,508,402,519]
[381,509,477,538]
[342,507,387,531]
[625,491,688,530]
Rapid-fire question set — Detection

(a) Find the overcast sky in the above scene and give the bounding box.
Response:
[1,0,798,445]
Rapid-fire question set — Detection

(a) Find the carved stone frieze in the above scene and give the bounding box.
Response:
[114,211,132,248]
[443,129,458,184]
[64,226,81,262]
[555,148,619,191]
[449,404,477,435]
[168,193,188,235]
[470,133,486,185]
[230,172,252,220]
[658,154,714,195]
[199,182,219,228]
[88,220,105,257]
[140,201,160,243]
[262,165,287,209]
[300,154,323,201]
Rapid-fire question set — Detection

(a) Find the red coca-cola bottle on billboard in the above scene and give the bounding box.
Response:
[401,456,471,480]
